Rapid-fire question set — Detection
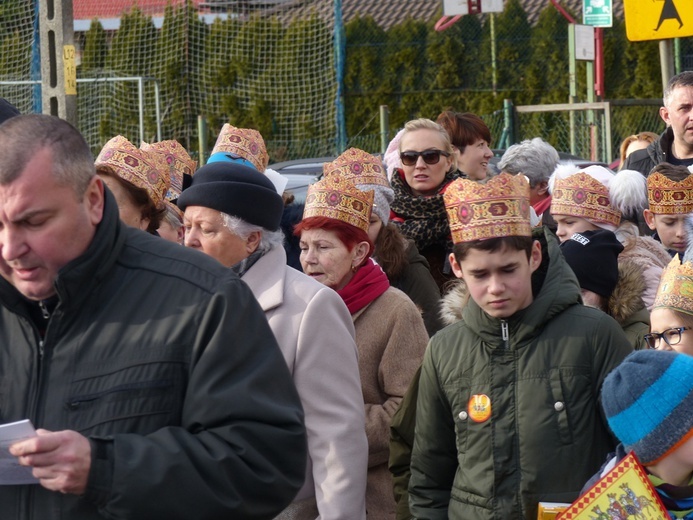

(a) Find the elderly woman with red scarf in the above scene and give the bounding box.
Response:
[296,175,428,520]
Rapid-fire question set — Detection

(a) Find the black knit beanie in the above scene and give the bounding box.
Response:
[559,229,624,298]
[177,162,284,231]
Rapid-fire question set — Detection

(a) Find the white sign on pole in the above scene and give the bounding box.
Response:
[443,0,504,16]
[575,24,595,61]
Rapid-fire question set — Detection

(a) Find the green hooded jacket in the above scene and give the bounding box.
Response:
[409,228,632,520]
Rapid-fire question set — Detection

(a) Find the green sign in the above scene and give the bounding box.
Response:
[583,0,613,27]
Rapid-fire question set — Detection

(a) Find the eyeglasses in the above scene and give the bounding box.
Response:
[644,326,691,350]
[400,150,450,166]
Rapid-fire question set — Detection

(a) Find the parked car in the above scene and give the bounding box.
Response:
[268,156,332,203]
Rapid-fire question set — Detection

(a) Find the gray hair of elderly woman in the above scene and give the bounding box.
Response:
[221,213,285,253]
[497,138,559,187]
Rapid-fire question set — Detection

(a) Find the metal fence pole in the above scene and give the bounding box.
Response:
[137,76,145,143]
[379,105,389,154]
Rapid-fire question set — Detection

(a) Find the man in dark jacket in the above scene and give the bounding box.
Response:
[409,174,632,519]
[624,71,693,176]
[0,114,307,519]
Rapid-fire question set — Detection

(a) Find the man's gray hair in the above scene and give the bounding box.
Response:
[0,114,94,197]
[221,213,284,253]
[497,138,560,187]
[663,71,693,108]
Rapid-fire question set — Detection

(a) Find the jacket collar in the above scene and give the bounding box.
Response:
[0,187,126,313]
[240,245,286,312]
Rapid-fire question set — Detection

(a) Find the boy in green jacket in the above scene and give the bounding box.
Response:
[408,173,632,519]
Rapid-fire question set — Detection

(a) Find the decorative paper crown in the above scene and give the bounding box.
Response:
[647,172,693,215]
[95,135,170,208]
[303,175,374,233]
[211,124,269,172]
[653,255,693,315]
[443,173,531,244]
[323,148,390,188]
[141,140,196,201]
[550,172,621,227]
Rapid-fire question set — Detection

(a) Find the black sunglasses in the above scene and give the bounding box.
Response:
[400,149,450,166]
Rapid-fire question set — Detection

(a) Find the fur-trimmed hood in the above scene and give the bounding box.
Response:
[439,245,648,329]
[607,260,647,325]
[439,278,467,326]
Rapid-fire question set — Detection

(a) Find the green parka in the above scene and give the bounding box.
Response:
[409,229,632,520]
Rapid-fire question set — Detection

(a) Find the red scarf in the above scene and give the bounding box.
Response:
[337,258,390,315]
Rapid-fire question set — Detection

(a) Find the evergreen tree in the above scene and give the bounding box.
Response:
[101,7,158,145]
[382,18,430,128]
[154,0,207,149]
[81,19,107,73]
[344,16,387,143]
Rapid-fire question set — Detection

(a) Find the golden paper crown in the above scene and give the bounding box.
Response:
[323,148,390,188]
[96,136,170,208]
[550,172,621,227]
[647,172,693,215]
[653,255,693,315]
[211,124,269,172]
[303,175,374,233]
[443,173,532,244]
[141,140,196,201]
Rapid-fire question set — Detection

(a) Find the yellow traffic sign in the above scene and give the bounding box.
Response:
[624,0,693,41]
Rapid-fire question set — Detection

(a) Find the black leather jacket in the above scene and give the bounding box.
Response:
[0,189,306,520]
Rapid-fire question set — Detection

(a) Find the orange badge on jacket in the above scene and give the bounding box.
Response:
[468,394,492,423]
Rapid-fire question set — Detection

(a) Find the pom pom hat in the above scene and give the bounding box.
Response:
[602,349,693,465]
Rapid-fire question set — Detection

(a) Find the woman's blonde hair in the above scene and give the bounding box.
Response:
[399,118,456,172]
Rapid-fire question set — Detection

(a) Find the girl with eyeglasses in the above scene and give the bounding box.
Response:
[647,247,693,356]
[389,118,462,291]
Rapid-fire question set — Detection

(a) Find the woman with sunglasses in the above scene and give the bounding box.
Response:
[390,118,461,290]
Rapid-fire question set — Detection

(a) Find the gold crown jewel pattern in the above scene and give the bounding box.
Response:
[323,148,390,188]
[96,136,170,208]
[141,140,196,201]
[444,173,532,244]
[647,172,693,215]
[550,172,621,226]
[303,176,374,233]
[211,123,269,172]
[654,255,693,315]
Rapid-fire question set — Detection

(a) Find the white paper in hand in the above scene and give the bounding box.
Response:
[0,419,39,485]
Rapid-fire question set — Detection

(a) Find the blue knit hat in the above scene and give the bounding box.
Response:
[602,350,693,465]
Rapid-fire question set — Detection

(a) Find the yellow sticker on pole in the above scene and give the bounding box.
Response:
[624,0,693,41]
[63,45,77,96]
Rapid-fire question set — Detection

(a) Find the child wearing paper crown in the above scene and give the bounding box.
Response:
[549,163,671,310]
[644,163,693,256]
[583,349,693,517]
[646,215,693,357]
[408,173,632,520]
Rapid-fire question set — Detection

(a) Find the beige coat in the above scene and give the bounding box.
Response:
[351,287,428,519]
[243,246,368,520]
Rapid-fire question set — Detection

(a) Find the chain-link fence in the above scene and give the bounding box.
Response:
[0,0,691,163]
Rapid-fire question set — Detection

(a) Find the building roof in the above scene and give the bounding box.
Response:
[73,0,625,30]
